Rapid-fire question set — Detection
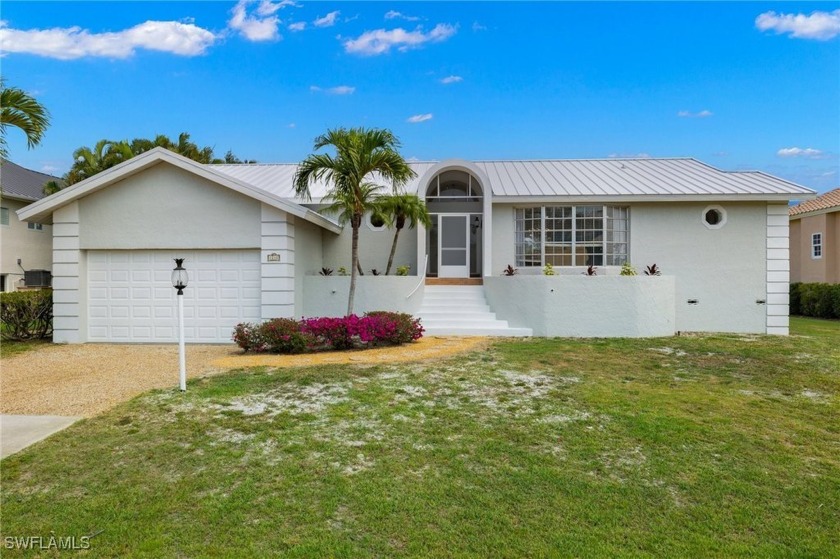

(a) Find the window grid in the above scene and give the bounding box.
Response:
[27,222,43,231]
[812,233,822,259]
[1,207,9,226]
[515,206,629,268]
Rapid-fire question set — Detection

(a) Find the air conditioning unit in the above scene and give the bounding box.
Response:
[24,269,52,288]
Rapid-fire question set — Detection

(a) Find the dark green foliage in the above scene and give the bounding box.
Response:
[790,282,840,319]
[0,289,53,340]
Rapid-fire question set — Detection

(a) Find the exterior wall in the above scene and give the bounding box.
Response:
[302,276,424,317]
[790,211,839,284]
[317,209,418,276]
[52,202,85,343]
[293,217,325,315]
[78,163,261,249]
[485,276,675,337]
[260,205,295,320]
[766,204,789,335]
[0,197,53,291]
[490,201,771,333]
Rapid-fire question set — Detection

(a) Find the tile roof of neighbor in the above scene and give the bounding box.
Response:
[789,188,840,216]
[0,159,60,202]
[209,157,814,200]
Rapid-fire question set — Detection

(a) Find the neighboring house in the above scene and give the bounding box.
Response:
[0,159,58,292]
[18,148,814,343]
[789,188,839,284]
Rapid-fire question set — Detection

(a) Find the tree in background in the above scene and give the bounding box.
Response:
[0,80,50,159]
[376,193,431,275]
[294,127,416,315]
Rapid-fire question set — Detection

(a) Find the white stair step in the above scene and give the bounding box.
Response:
[419,311,498,321]
[420,303,492,312]
[420,318,510,328]
[424,326,533,337]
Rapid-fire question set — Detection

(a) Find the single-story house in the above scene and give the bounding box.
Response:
[789,188,839,284]
[1,159,58,292]
[17,147,815,342]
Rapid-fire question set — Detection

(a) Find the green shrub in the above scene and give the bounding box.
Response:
[791,282,840,319]
[0,290,53,341]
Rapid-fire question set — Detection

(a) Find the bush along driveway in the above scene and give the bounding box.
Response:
[1,317,838,557]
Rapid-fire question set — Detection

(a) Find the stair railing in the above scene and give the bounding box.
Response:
[406,254,429,299]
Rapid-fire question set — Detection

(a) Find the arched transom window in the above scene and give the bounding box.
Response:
[426,170,483,201]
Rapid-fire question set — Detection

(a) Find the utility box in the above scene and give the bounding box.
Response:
[24,269,52,288]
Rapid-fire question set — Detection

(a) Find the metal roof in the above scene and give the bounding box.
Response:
[0,159,61,202]
[789,188,840,217]
[210,157,814,201]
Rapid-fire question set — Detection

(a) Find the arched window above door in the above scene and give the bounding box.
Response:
[426,170,483,201]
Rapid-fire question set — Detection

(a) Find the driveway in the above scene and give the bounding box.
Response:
[1,344,237,418]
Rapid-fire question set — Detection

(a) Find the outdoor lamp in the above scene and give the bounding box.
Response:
[171,258,189,391]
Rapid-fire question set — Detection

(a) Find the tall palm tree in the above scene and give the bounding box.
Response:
[294,127,416,315]
[376,193,431,275]
[0,80,50,158]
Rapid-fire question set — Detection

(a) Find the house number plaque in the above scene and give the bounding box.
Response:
[266,253,281,262]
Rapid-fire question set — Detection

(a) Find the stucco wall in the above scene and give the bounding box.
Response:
[485,276,675,337]
[313,207,420,276]
[489,202,771,333]
[293,218,325,314]
[791,211,839,283]
[1,197,53,291]
[78,163,261,249]
[302,277,424,317]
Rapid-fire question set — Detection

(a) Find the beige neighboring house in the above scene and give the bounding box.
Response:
[789,188,840,284]
[0,159,59,292]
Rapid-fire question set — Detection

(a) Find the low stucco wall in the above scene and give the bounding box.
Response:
[302,276,424,317]
[485,276,676,337]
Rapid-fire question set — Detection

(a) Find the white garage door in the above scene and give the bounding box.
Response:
[88,250,261,343]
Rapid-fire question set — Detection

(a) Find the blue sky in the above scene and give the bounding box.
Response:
[2,1,838,192]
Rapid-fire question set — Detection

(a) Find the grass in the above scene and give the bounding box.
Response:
[2,318,838,557]
[0,338,51,358]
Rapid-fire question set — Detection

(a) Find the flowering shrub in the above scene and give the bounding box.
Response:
[232,312,424,354]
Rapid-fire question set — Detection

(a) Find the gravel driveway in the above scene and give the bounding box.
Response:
[1,344,237,417]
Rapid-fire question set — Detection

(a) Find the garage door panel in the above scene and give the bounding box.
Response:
[88,250,262,343]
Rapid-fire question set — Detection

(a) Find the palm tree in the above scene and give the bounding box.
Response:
[66,139,134,185]
[376,193,431,275]
[294,127,416,315]
[0,80,50,158]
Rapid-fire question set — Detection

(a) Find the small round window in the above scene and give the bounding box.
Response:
[366,213,387,231]
[702,205,727,229]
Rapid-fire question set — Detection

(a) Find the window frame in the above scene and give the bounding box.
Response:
[0,207,9,227]
[811,232,823,259]
[27,221,44,232]
[515,205,630,268]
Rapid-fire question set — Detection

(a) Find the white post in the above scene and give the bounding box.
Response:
[178,293,186,391]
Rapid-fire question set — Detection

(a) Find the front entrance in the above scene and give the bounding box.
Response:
[438,214,470,278]
[425,169,484,278]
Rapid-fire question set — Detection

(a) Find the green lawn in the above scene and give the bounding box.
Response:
[2,318,838,557]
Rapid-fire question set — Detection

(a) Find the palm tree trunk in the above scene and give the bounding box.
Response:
[385,227,402,275]
[348,215,361,315]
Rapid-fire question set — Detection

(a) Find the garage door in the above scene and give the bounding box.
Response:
[88,250,261,343]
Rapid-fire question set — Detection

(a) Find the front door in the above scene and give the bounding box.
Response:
[439,214,470,278]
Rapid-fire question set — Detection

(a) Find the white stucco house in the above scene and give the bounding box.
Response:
[1,159,58,292]
[17,147,814,343]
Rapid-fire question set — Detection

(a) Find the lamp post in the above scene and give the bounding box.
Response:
[171,258,189,392]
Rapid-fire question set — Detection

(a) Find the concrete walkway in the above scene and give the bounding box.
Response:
[1,415,81,459]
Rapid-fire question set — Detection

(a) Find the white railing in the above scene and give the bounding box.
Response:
[406,254,429,299]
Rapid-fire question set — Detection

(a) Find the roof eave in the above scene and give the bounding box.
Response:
[492,193,817,204]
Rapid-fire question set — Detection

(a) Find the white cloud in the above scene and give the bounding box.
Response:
[440,75,463,84]
[677,109,713,118]
[310,85,355,95]
[407,113,433,123]
[228,0,283,41]
[0,20,217,59]
[756,9,840,40]
[314,11,340,28]
[777,147,828,159]
[385,11,421,22]
[287,123,296,128]
[472,21,487,32]
[288,22,306,32]
[344,23,457,55]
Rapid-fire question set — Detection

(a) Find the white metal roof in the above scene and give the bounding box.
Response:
[210,157,815,202]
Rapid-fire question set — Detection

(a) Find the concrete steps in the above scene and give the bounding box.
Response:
[418,285,532,337]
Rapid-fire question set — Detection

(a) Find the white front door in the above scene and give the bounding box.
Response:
[438,214,470,278]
